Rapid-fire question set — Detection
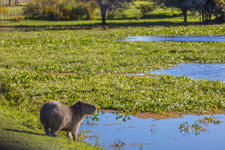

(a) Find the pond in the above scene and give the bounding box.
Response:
[150,63,225,82]
[124,36,225,42]
[80,112,225,150]
[79,63,225,149]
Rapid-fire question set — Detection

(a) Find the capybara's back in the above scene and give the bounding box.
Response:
[40,101,68,135]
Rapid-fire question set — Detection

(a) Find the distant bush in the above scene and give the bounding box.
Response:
[23,1,44,18]
[0,6,8,15]
[23,0,97,20]
[140,4,153,17]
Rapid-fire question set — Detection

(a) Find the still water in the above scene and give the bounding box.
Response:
[125,36,225,42]
[79,63,225,150]
[80,112,225,150]
[150,63,225,82]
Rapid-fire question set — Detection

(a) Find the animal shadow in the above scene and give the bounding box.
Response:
[3,128,45,136]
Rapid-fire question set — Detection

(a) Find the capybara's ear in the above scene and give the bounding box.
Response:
[77,101,81,105]
[70,106,75,112]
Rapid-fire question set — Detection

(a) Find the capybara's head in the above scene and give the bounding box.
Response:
[72,101,97,115]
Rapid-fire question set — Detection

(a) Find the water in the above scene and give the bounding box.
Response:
[80,63,225,149]
[150,63,225,82]
[80,112,225,150]
[125,36,225,42]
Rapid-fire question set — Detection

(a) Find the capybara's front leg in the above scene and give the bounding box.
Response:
[72,126,79,141]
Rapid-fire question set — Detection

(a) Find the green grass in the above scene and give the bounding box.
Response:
[0,14,196,27]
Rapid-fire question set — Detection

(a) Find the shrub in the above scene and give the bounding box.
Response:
[140,4,153,17]
[23,1,43,18]
[23,0,96,20]
[82,0,98,20]
[70,5,86,20]
[0,7,8,15]
[15,16,25,22]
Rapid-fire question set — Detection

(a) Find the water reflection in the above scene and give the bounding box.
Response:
[125,36,225,42]
[80,112,225,150]
[150,63,225,82]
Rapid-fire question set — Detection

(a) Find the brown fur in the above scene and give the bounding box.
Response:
[40,101,97,140]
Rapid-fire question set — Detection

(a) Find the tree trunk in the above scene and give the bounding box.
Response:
[182,8,187,22]
[101,7,106,25]
[15,0,19,6]
[202,11,205,22]
[9,0,11,6]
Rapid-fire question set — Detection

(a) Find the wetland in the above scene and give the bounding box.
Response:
[1,25,225,149]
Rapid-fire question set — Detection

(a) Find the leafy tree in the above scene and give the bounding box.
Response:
[140,4,153,17]
[15,0,19,6]
[193,0,225,21]
[215,0,225,13]
[90,0,132,25]
[154,0,198,22]
[155,0,225,22]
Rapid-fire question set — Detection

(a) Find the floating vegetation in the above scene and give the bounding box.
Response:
[198,116,222,125]
[179,116,222,135]
[179,122,203,135]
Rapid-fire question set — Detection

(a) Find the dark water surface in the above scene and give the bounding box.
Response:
[80,112,225,150]
[125,36,225,42]
[150,63,225,82]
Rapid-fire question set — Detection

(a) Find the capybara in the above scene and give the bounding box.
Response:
[40,101,97,140]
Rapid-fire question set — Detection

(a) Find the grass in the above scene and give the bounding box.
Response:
[0,14,197,27]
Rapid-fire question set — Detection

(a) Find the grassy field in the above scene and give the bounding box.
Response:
[1,2,225,148]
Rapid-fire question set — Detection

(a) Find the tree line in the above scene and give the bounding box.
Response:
[156,0,225,22]
[2,0,224,24]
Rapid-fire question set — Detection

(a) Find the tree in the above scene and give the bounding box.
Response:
[192,0,225,22]
[217,0,225,12]
[155,0,225,22]
[91,0,132,25]
[154,0,201,22]
[15,0,19,6]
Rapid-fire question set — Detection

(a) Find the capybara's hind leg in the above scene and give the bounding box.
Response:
[49,124,61,137]
[44,125,50,136]
[66,131,73,140]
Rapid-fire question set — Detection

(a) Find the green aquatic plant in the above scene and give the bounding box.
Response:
[179,116,222,135]
[179,122,202,135]
[198,116,222,125]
